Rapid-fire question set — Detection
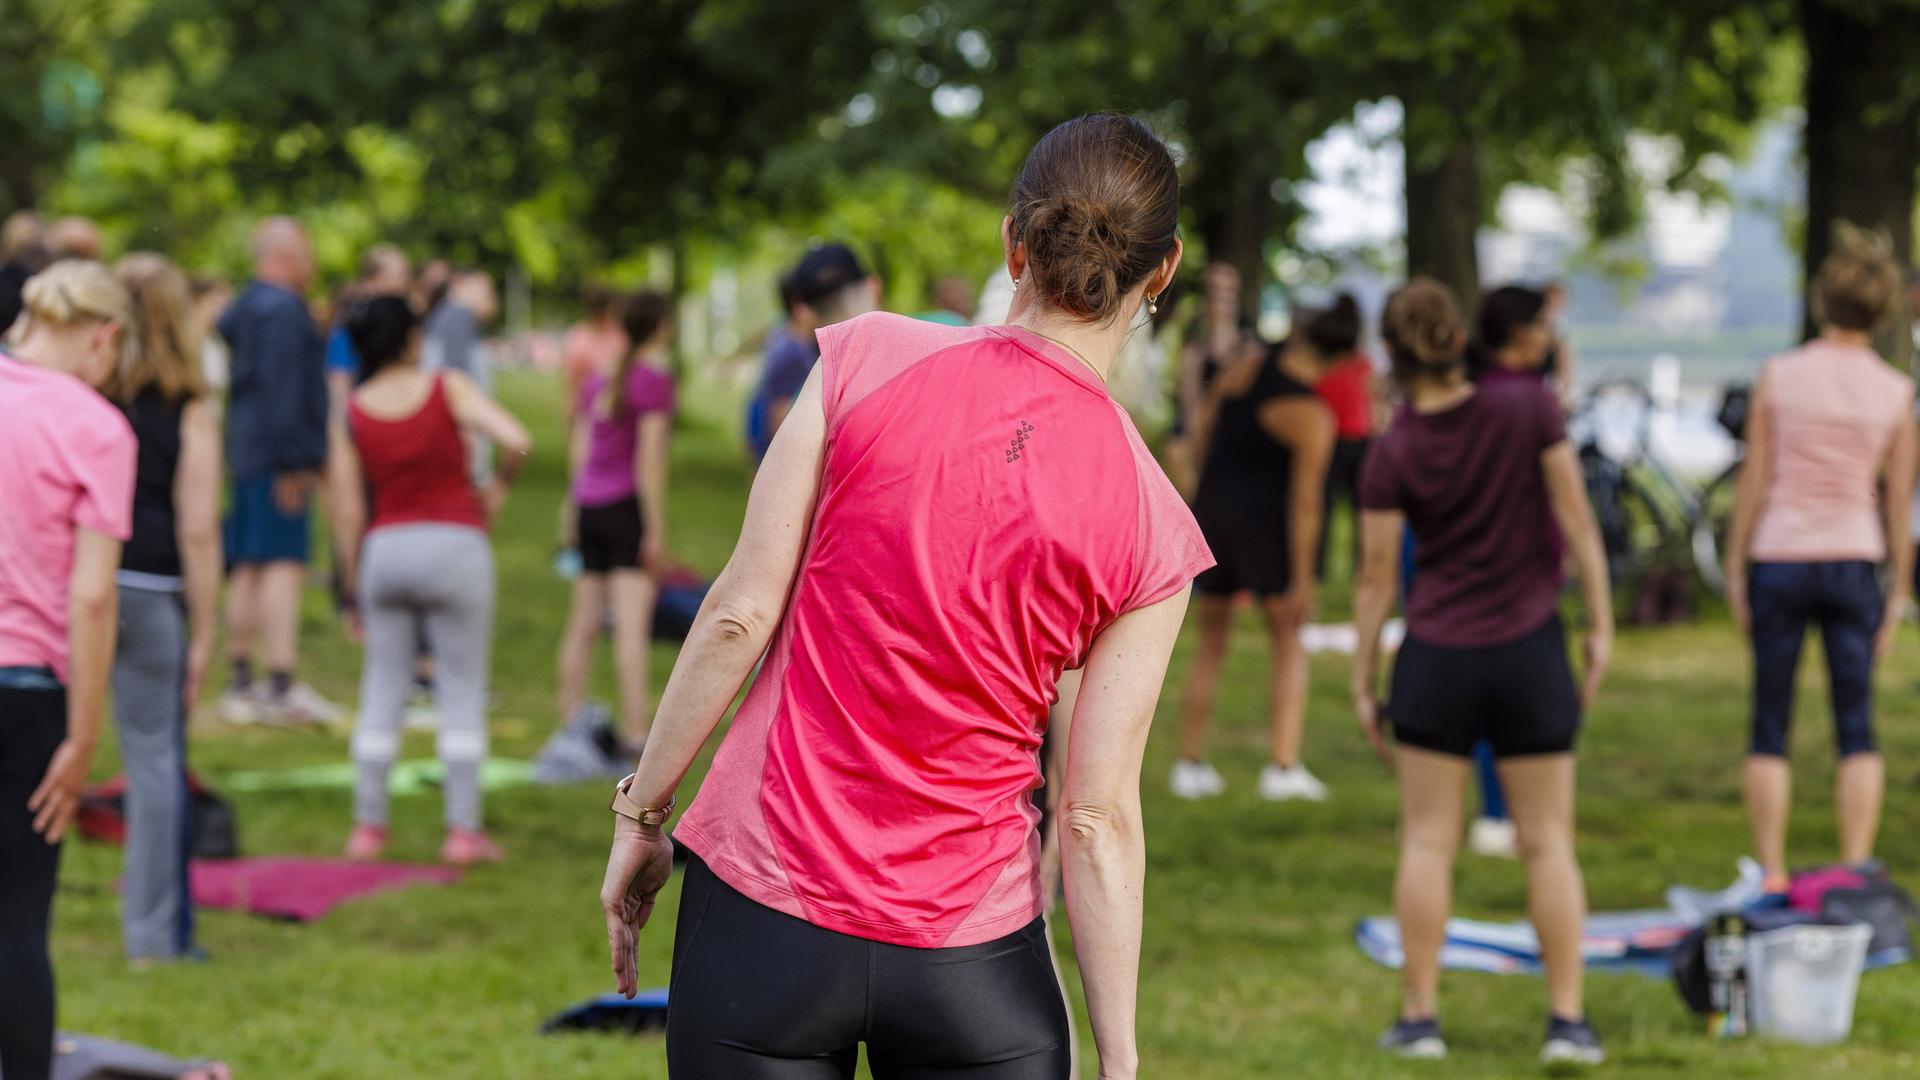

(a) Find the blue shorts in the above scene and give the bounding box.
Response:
[225,474,311,566]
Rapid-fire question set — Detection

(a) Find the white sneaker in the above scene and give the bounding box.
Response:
[403,683,440,731]
[1469,816,1520,859]
[215,686,264,725]
[261,682,344,727]
[1258,763,1329,802]
[1169,760,1226,799]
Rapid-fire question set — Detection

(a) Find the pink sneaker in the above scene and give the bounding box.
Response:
[439,828,503,865]
[345,824,388,861]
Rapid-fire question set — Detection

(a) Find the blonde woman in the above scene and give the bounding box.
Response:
[106,254,224,962]
[1725,225,1919,890]
[0,261,136,1079]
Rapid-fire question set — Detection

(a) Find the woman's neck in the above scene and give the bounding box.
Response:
[1278,348,1321,385]
[9,329,80,378]
[1409,369,1473,413]
[1004,295,1134,382]
[1820,325,1875,350]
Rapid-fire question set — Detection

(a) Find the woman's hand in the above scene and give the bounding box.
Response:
[1725,562,1750,635]
[1875,595,1906,660]
[184,630,216,713]
[1580,621,1614,709]
[1273,581,1316,631]
[601,819,676,998]
[480,480,511,524]
[1351,678,1390,766]
[642,535,667,576]
[28,737,97,842]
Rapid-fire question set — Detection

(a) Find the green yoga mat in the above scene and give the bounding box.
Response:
[222,757,535,795]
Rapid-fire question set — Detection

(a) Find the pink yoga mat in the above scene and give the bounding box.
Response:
[184,857,462,922]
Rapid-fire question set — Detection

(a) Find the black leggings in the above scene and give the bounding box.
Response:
[667,854,1070,1079]
[0,682,65,1080]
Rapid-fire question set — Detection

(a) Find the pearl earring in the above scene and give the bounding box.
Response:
[1146,292,1160,316]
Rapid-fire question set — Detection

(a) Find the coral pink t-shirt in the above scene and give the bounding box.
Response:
[0,355,136,682]
[1750,340,1915,563]
[676,312,1212,948]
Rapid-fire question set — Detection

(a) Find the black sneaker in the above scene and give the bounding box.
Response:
[1377,1017,1447,1059]
[1540,1015,1605,1066]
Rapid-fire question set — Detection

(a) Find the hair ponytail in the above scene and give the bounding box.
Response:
[1381,279,1464,387]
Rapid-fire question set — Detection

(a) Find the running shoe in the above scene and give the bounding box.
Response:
[1258,763,1329,802]
[1540,1015,1606,1066]
[215,685,264,725]
[260,681,344,727]
[1377,1017,1447,1059]
[1469,816,1520,859]
[1169,759,1226,799]
[440,828,504,865]
[345,824,389,862]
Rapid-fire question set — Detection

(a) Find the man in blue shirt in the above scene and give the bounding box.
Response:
[746,244,878,461]
[216,217,337,726]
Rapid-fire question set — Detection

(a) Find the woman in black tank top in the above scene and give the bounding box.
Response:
[1169,295,1359,805]
[105,254,225,962]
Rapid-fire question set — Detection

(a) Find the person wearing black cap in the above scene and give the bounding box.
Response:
[746,243,878,461]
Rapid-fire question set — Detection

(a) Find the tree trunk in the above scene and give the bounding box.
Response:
[1199,173,1272,323]
[1801,0,1920,368]
[1404,135,1482,313]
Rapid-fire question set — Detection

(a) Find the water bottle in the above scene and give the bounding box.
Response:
[1705,911,1750,1038]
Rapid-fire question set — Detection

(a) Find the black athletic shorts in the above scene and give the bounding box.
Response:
[667,853,1071,1079]
[1192,492,1290,598]
[576,496,644,573]
[1387,615,1581,759]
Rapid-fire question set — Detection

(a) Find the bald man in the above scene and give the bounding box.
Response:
[216,216,338,726]
[46,216,102,260]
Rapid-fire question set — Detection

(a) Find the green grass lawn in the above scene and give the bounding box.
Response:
[53,367,1920,1077]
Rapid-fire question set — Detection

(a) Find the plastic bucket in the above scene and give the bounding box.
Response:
[1746,923,1873,1045]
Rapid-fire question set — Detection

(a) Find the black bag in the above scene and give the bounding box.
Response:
[1669,906,1818,1015]
[189,787,239,860]
[1821,881,1918,960]
[1716,383,1751,442]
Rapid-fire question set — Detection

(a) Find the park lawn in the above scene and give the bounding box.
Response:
[52,366,1920,1078]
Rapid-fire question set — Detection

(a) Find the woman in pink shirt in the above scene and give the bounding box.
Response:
[1725,226,1918,890]
[598,114,1210,1080]
[556,291,676,748]
[0,261,137,1080]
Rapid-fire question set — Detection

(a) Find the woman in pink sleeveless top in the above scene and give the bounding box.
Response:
[598,115,1210,1080]
[1725,227,1918,890]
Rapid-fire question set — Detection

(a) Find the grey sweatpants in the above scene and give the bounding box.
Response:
[110,584,196,960]
[352,524,494,830]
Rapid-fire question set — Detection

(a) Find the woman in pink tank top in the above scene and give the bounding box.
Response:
[1725,227,1918,890]
[598,115,1211,1080]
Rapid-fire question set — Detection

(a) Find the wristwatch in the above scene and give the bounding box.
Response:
[611,773,675,827]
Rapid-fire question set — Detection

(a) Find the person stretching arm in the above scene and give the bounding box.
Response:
[1351,509,1405,763]
[637,407,671,572]
[1723,371,1775,635]
[1541,442,1613,707]
[1875,412,1918,659]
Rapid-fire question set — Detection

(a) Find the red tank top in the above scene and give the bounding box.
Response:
[348,375,485,532]
[1316,353,1375,438]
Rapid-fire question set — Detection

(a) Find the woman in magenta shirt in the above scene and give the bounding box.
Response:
[556,291,675,749]
[598,114,1210,1080]
[0,261,136,1080]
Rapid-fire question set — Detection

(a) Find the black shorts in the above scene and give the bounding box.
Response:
[576,496,644,573]
[1192,493,1290,598]
[1387,615,1581,759]
[668,853,1070,1079]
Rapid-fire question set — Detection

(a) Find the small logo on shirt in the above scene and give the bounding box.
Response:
[1005,421,1035,462]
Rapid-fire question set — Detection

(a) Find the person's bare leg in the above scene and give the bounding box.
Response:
[1836,752,1883,866]
[224,565,260,674]
[1499,753,1587,1021]
[1261,597,1308,768]
[1176,596,1233,762]
[608,570,660,745]
[1744,755,1793,884]
[1394,746,1470,1021]
[555,574,608,727]
[259,560,305,676]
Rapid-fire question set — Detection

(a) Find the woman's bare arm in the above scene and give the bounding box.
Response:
[328,430,368,603]
[1876,404,1918,657]
[1261,397,1334,622]
[443,369,533,486]
[30,527,121,841]
[1350,509,1403,762]
[636,411,671,568]
[1541,441,1614,705]
[1724,371,1774,633]
[174,397,224,707]
[1060,587,1191,1080]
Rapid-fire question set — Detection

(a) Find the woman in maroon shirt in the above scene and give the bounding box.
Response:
[1350,279,1614,1066]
